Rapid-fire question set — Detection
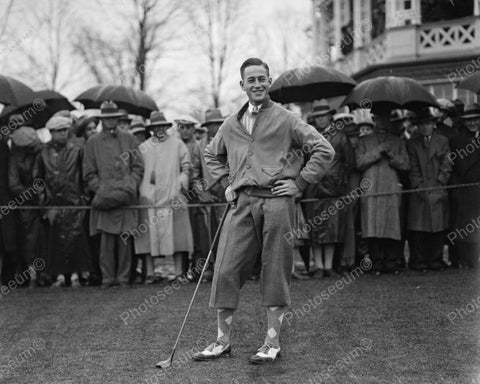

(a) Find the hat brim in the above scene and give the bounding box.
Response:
[310,109,336,117]
[118,117,132,122]
[130,127,146,134]
[201,119,224,127]
[415,116,437,123]
[460,112,480,119]
[97,112,125,119]
[48,126,70,131]
[147,122,172,128]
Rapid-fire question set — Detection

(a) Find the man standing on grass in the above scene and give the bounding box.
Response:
[193,58,334,364]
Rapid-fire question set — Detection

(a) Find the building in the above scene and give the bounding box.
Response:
[312,0,479,103]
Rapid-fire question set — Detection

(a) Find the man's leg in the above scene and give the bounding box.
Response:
[249,196,294,364]
[116,235,132,285]
[194,193,259,361]
[100,232,116,286]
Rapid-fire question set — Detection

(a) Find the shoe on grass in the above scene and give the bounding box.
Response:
[249,344,281,364]
[311,268,324,279]
[192,342,231,361]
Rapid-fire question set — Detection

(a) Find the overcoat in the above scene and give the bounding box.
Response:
[0,140,17,253]
[134,135,194,256]
[406,133,451,232]
[34,141,91,274]
[9,140,43,264]
[304,127,355,244]
[83,129,144,235]
[356,132,410,240]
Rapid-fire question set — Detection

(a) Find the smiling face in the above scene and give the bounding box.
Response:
[240,65,272,106]
[464,117,480,133]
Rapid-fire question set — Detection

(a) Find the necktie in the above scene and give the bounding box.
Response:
[251,106,259,115]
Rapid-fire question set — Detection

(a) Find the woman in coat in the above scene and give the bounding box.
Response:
[8,126,44,286]
[304,100,355,278]
[407,109,451,271]
[34,116,91,287]
[356,112,410,274]
[134,112,194,280]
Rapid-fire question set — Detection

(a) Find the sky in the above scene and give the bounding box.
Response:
[0,0,312,117]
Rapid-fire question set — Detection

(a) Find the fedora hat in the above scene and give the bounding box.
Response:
[311,99,336,117]
[414,108,437,123]
[460,103,480,119]
[147,111,172,128]
[201,109,225,127]
[97,101,125,119]
[129,117,146,134]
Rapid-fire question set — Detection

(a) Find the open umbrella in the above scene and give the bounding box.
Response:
[0,90,75,128]
[341,76,439,113]
[456,72,480,94]
[0,75,37,106]
[269,66,357,103]
[75,85,158,118]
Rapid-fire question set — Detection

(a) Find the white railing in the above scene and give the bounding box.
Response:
[418,16,480,55]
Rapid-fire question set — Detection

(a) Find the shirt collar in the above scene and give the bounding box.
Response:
[248,103,261,114]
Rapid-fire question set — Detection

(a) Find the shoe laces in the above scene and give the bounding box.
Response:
[257,343,276,354]
[207,341,226,351]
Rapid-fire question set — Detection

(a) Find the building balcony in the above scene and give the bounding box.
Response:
[335,16,480,77]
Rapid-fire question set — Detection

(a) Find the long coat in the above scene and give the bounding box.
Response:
[407,133,451,232]
[304,127,355,244]
[449,129,480,243]
[134,135,194,256]
[34,141,91,274]
[9,141,43,264]
[0,140,17,254]
[83,129,144,235]
[356,132,410,240]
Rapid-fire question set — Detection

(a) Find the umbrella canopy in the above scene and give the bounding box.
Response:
[0,75,37,106]
[75,85,158,118]
[341,76,439,113]
[0,89,75,129]
[269,66,357,103]
[456,71,480,94]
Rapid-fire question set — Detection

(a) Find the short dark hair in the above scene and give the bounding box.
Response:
[240,58,270,79]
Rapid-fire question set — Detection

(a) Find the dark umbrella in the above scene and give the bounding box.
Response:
[0,89,75,128]
[0,75,37,106]
[341,76,439,113]
[456,72,480,94]
[269,66,357,103]
[75,85,158,118]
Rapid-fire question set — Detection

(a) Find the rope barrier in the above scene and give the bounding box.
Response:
[2,181,480,211]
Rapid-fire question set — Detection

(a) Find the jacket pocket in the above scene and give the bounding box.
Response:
[261,166,282,177]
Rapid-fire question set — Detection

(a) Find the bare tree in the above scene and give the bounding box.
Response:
[12,0,81,91]
[183,0,248,108]
[74,0,179,91]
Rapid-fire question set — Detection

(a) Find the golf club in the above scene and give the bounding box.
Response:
[155,203,231,369]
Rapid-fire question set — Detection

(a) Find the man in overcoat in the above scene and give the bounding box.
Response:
[407,109,451,271]
[194,58,334,364]
[83,101,144,288]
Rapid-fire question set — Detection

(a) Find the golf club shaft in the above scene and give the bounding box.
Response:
[167,203,231,361]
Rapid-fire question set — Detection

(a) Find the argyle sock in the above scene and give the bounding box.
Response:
[264,306,286,349]
[216,309,234,346]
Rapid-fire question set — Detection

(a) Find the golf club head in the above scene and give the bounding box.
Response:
[155,357,172,370]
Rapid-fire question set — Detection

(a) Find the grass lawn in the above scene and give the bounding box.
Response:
[0,268,479,384]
